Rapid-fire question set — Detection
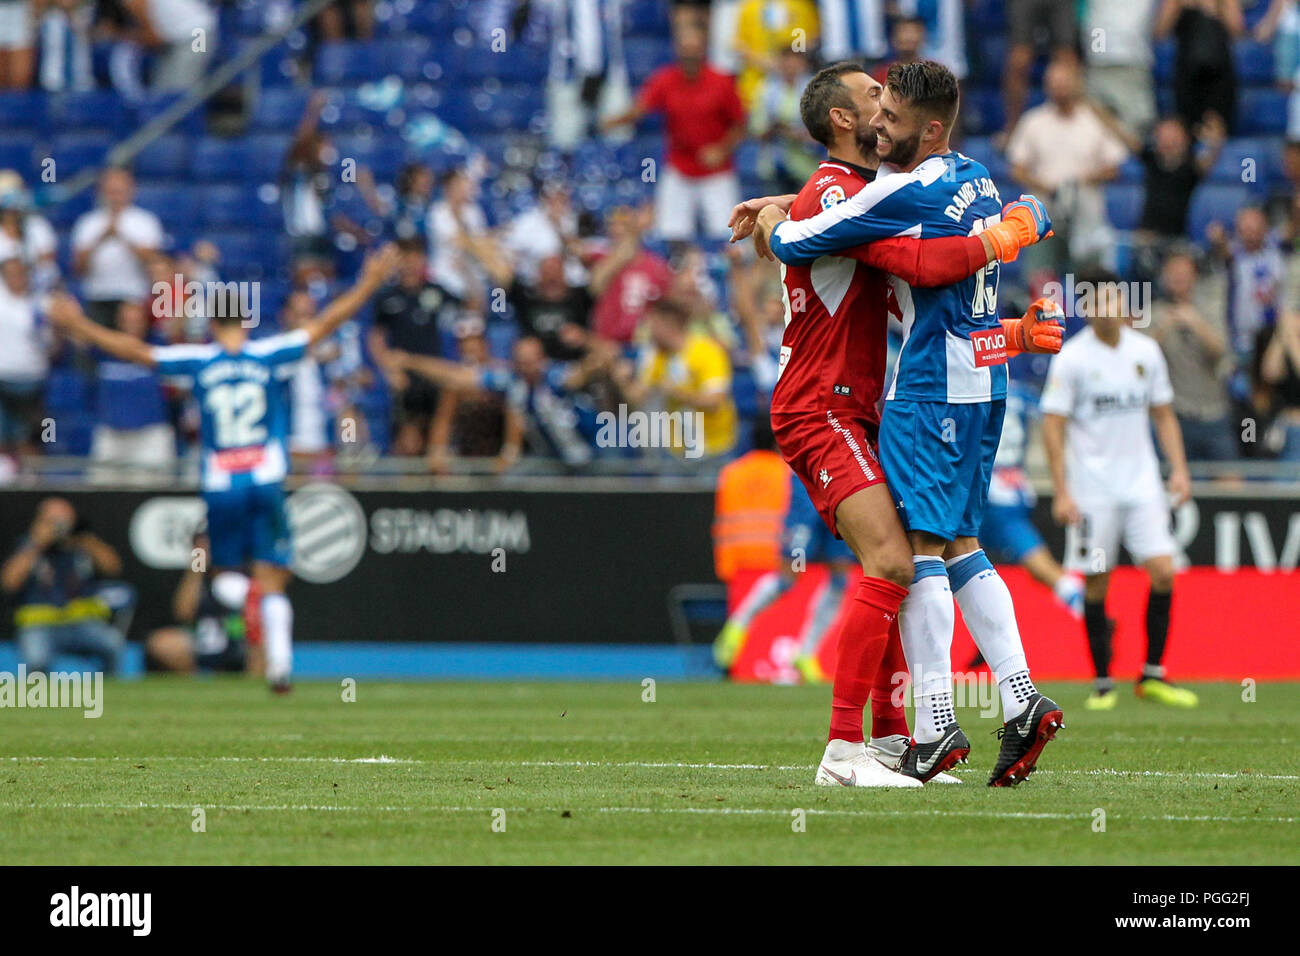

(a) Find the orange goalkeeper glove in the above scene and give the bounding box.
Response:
[1001,298,1064,356]
[984,195,1054,262]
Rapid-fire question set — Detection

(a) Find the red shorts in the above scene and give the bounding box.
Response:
[771,408,887,537]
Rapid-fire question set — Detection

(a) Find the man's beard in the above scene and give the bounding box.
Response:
[854,124,877,158]
[879,130,921,168]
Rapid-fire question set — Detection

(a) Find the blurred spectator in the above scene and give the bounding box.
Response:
[1082,0,1158,135]
[1,497,125,674]
[497,335,594,470]
[1155,0,1242,133]
[1006,58,1128,272]
[750,47,817,194]
[358,162,436,243]
[1265,0,1300,139]
[1093,107,1226,278]
[1208,206,1284,363]
[893,0,967,80]
[870,15,925,83]
[90,300,175,476]
[614,297,738,460]
[1003,0,1079,135]
[146,527,256,674]
[501,182,585,286]
[0,170,59,291]
[426,166,495,306]
[313,0,373,42]
[0,0,34,88]
[1146,252,1237,460]
[282,92,339,268]
[588,205,673,344]
[278,290,332,470]
[0,255,50,463]
[129,0,216,90]
[603,21,746,243]
[428,322,508,473]
[727,243,785,398]
[1257,308,1300,458]
[368,239,466,456]
[1269,140,1300,241]
[38,0,93,92]
[816,0,887,62]
[71,166,162,329]
[544,0,632,151]
[732,0,819,107]
[483,250,593,362]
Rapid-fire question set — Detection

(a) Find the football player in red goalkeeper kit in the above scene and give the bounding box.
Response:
[729,61,1059,786]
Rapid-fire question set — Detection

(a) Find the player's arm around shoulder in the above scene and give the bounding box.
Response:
[766,170,924,264]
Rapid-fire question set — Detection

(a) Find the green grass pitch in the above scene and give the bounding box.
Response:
[3,679,1297,864]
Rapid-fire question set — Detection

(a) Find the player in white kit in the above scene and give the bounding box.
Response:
[1040,271,1199,711]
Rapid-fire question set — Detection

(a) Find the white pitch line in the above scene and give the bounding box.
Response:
[5,755,1298,781]
[0,801,1295,825]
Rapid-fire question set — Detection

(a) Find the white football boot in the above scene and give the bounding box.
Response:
[867,734,963,784]
[814,739,923,788]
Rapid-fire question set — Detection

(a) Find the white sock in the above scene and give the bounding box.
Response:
[262,593,293,683]
[947,550,1034,720]
[825,738,864,762]
[798,573,844,656]
[730,571,791,628]
[1053,573,1084,619]
[900,557,954,743]
[211,571,250,611]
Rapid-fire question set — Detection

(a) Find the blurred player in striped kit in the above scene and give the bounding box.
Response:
[49,245,399,693]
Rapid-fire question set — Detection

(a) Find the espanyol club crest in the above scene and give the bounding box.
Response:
[820,185,846,209]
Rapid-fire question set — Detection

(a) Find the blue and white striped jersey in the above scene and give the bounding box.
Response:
[769,152,1006,404]
[152,330,309,491]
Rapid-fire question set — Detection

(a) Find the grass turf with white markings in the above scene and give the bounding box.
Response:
[2,679,1296,864]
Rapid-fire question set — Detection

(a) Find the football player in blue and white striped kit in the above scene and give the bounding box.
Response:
[754,61,1064,786]
[49,245,398,693]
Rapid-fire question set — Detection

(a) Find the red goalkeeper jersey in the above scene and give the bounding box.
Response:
[770,160,989,419]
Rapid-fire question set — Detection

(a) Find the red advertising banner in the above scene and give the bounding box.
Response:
[728,566,1300,682]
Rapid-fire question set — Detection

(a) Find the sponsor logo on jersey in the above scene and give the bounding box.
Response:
[970,328,1009,367]
[819,185,847,210]
[832,384,851,396]
[819,468,832,487]
[814,175,838,189]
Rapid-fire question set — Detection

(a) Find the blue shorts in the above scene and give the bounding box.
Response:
[784,478,855,565]
[878,399,1006,541]
[979,503,1044,564]
[203,482,292,569]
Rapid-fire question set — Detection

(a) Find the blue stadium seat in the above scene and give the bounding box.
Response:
[135,182,199,224]
[197,183,279,227]
[1233,40,1275,86]
[48,133,112,175]
[624,35,673,85]
[626,0,669,36]
[1237,88,1287,135]
[134,134,191,178]
[0,90,47,132]
[1187,183,1255,240]
[1208,136,1279,187]
[0,141,36,176]
[243,132,292,180]
[1104,184,1145,231]
[48,91,130,133]
[44,368,90,412]
[192,137,263,181]
[136,92,205,135]
[961,88,1004,136]
[251,87,310,129]
[333,136,403,179]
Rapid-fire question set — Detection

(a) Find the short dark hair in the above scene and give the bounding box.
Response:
[648,296,690,327]
[799,61,867,147]
[885,60,959,128]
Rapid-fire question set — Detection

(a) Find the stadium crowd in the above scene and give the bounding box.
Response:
[0,0,1298,479]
